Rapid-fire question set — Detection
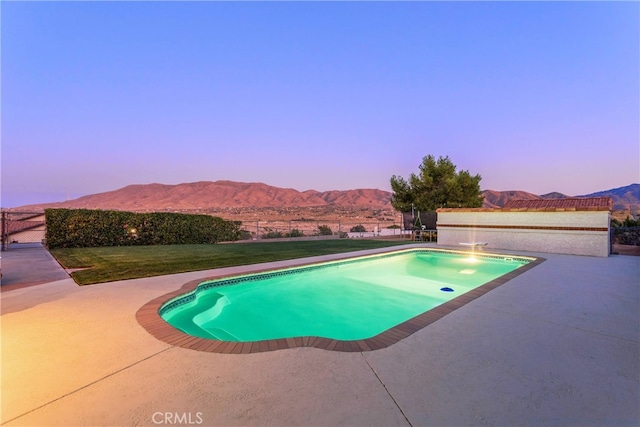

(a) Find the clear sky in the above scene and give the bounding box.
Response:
[2,1,639,208]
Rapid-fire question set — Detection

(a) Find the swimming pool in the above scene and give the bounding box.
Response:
[143,248,541,352]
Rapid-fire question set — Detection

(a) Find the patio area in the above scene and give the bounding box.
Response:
[1,244,638,426]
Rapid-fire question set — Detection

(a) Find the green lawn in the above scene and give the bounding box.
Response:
[50,239,411,285]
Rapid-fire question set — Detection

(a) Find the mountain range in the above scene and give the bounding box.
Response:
[480,184,639,211]
[14,181,640,216]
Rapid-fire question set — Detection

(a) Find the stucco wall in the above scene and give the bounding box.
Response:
[437,211,610,257]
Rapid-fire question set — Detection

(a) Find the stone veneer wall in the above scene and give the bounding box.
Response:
[437,210,611,257]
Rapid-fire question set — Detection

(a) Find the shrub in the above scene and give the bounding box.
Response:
[262,229,284,239]
[286,229,305,238]
[238,229,253,240]
[350,225,366,233]
[45,208,241,248]
[317,225,333,235]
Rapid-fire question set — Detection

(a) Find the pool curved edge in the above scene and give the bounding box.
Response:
[136,252,546,354]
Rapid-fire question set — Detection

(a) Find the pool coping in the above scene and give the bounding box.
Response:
[136,248,546,354]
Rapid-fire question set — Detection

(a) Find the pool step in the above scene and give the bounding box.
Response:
[193,293,229,324]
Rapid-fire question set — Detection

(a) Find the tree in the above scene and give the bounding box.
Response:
[390,155,483,211]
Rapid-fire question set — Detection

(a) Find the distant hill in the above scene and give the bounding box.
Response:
[482,184,638,219]
[481,190,540,209]
[480,189,571,208]
[577,183,640,212]
[13,181,639,217]
[539,192,570,199]
[16,180,393,211]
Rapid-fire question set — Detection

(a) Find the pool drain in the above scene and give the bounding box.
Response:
[440,287,454,292]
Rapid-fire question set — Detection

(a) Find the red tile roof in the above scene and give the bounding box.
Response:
[503,197,613,211]
[437,197,613,212]
[7,220,45,235]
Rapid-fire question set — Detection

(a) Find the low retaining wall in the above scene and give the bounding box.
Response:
[437,210,611,257]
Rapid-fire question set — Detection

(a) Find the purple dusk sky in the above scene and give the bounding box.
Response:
[2,1,638,208]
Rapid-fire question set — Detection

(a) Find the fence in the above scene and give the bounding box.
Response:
[237,219,409,240]
[0,211,414,250]
[1,210,46,250]
[6,208,633,249]
[612,226,640,246]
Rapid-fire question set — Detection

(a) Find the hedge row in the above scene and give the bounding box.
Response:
[45,208,241,248]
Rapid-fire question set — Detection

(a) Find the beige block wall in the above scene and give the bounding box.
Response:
[437,211,610,257]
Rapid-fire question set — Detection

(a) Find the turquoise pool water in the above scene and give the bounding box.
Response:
[160,249,531,342]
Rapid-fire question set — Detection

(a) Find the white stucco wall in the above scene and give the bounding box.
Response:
[437,210,610,257]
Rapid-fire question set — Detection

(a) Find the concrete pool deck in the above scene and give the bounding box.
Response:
[1,244,638,426]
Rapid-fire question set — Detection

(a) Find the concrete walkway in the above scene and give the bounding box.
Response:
[1,245,638,426]
[1,244,70,292]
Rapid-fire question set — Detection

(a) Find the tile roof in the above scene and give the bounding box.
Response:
[503,197,613,211]
[7,220,45,235]
[437,197,613,212]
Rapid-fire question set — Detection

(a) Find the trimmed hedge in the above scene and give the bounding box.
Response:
[45,208,241,248]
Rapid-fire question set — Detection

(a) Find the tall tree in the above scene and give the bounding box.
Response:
[390,155,483,211]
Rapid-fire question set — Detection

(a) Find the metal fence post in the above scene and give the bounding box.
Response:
[1,211,6,251]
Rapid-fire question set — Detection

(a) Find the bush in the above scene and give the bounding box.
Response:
[238,229,253,240]
[317,225,333,235]
[262,229,284,239]
[286,229,305,238]
[613,227,640,246]
[350,225,366,233]
[45,208,241,248]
